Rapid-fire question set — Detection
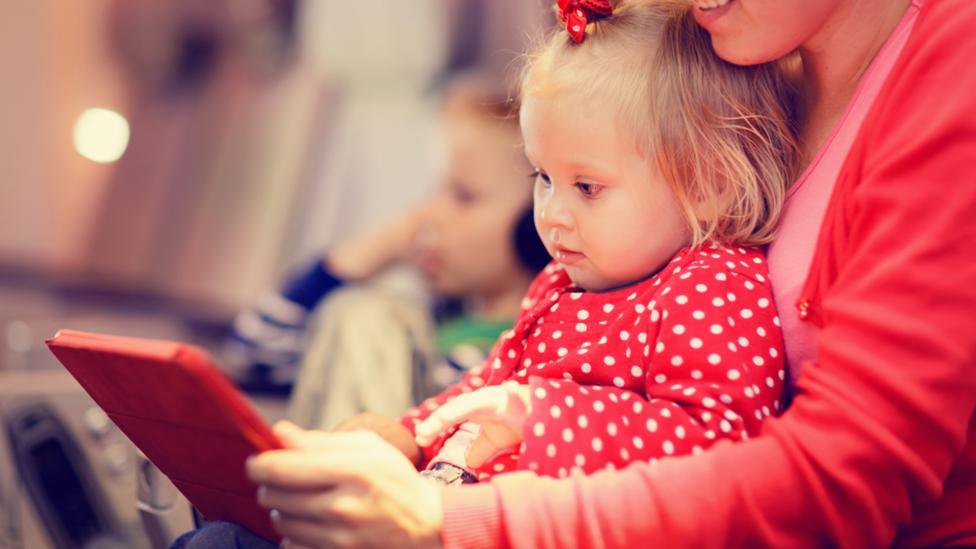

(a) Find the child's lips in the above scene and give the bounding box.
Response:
[554,248,585,265]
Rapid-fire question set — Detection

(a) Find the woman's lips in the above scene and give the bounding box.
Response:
[554,248,585,265]
[692,0,734,28]
[694,0,731,8]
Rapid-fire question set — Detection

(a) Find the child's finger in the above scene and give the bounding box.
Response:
[414,390,504,446]
[464,423,522,468]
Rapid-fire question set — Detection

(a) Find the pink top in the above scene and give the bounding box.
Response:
[766,0,922,387]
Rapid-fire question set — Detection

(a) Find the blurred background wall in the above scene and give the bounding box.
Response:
[0,0,549,321]
[0,0,560,381]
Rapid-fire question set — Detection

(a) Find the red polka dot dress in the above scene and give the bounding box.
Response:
[401,244,786,480]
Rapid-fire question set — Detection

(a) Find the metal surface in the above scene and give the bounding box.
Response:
[0,370,192,549]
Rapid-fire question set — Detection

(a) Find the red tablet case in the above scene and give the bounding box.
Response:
[45,329,282,542]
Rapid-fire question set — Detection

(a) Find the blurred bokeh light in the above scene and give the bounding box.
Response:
[73,108,130,163]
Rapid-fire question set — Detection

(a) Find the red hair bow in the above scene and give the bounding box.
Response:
[557,0,613,44]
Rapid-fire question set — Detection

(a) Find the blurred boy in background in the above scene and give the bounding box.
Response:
[228,77,549,431]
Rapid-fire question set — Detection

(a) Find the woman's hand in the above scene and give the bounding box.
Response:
[414,381,531,468]
[248,421,443,549]
[332,412,422,467]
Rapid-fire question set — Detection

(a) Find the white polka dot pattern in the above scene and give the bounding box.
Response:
[401,245,786,481]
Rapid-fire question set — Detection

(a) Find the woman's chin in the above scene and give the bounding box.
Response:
[709,34,797,67]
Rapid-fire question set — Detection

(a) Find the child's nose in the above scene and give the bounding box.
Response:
[537,189,574,231]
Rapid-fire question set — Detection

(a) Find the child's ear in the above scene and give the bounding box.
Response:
[688,181,735,227]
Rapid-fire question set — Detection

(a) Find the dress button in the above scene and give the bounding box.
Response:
[798,300,811,320]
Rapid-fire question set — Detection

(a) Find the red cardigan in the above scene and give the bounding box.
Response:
[440,0,976,546]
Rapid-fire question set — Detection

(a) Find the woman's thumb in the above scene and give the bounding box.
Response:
[271,420,334,450]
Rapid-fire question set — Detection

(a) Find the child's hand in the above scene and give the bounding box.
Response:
[414,381,531,468]
[333,412,422,467]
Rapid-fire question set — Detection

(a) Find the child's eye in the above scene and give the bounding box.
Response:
[529,170,551,186]
[576,182,603,198]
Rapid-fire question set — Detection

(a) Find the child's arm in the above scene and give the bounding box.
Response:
[322,358,495,470]
[398,262,562,467]
[517,265,785,475]
[398,345,506,468]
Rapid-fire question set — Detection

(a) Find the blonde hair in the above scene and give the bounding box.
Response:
[520,0,798,246]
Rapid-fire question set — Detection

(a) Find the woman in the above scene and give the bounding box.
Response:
[246,0,976,547]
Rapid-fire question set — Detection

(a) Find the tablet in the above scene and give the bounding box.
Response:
[45,329,282,542]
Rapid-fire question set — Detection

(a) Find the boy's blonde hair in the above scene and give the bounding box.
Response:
[441,73,522,132]
[521,0,798,246]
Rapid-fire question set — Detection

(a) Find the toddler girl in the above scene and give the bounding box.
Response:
[403,0,798,483]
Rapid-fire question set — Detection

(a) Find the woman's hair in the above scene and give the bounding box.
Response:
[520,0,799,246]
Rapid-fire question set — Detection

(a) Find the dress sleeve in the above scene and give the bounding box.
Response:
[441,4,976,547]
[399,263,562,466]
[399,351,498,467]
[515,262,785,476]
